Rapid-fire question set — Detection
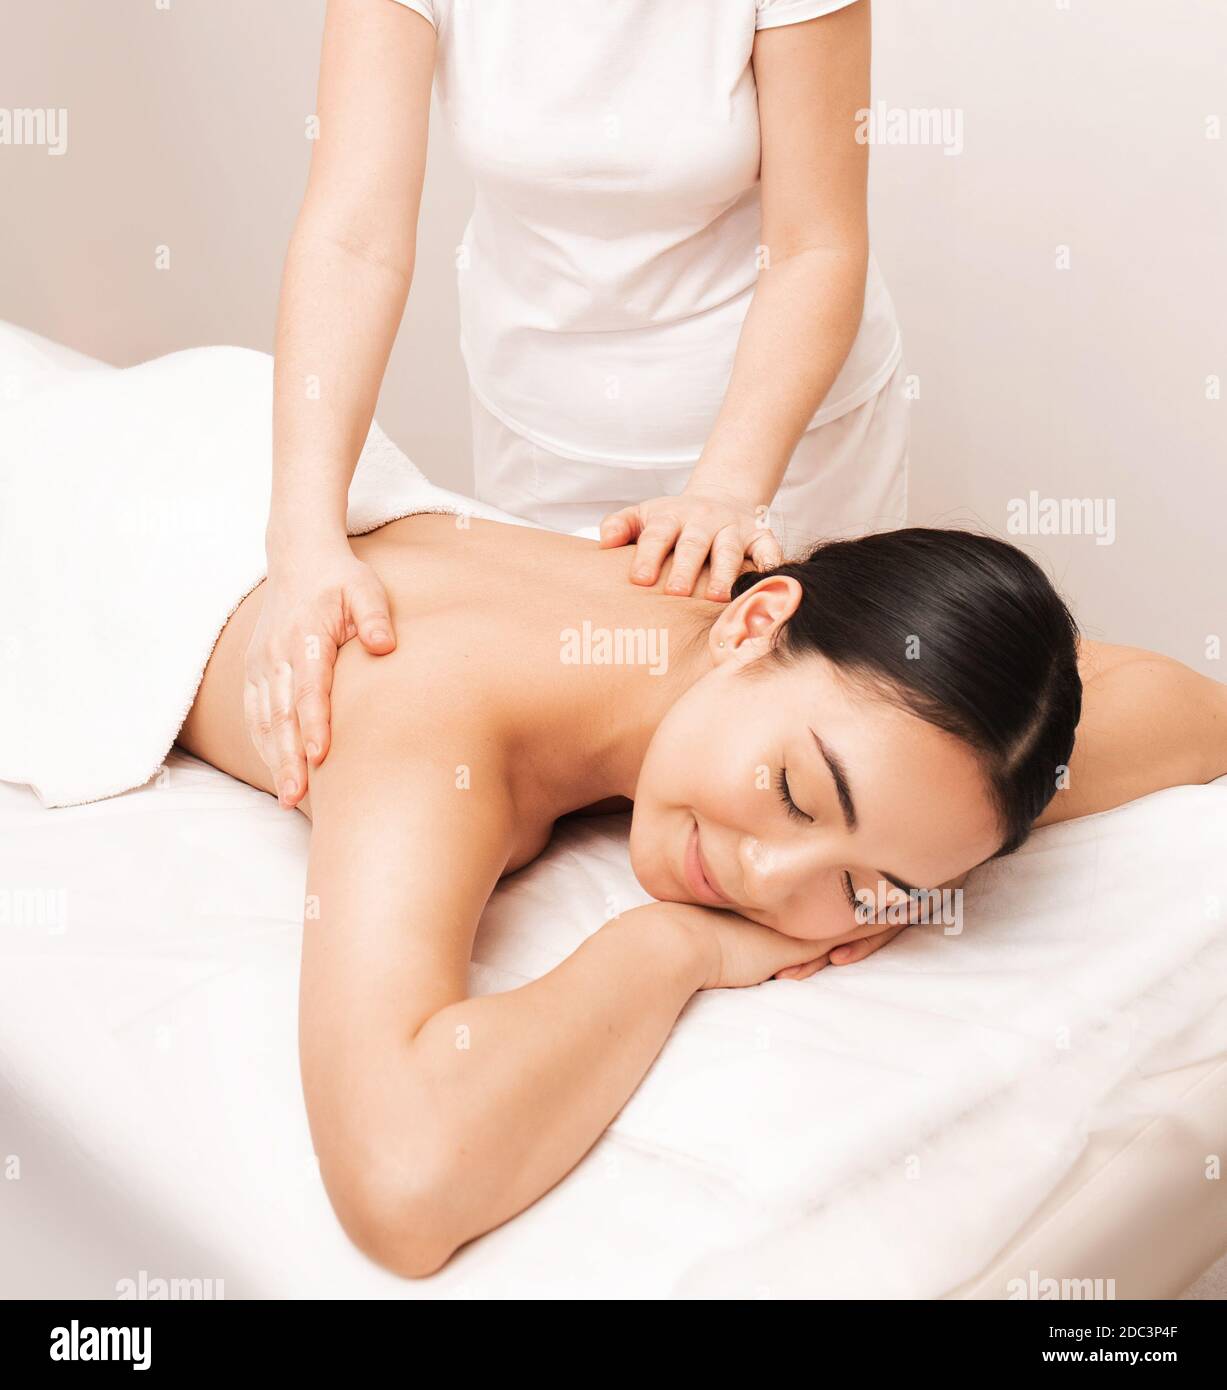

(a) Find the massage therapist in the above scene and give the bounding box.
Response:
[248,0,907,807]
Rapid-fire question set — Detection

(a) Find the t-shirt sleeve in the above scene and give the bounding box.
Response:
[754,0,863,30]
[386,0,436,29]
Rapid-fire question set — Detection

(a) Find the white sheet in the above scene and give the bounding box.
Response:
[1,753,1224,1298]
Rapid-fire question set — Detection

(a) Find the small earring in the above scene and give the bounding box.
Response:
[717,640,726,648]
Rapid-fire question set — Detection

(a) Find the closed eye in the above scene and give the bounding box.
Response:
[779,770,867,924]
[840,870,861,913]
[776,766,812,823]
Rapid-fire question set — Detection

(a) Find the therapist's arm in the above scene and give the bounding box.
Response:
[246,0,435,809]
[603,1,871,600]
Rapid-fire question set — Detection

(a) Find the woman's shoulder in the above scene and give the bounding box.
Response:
[317,620,563,868]
[327,621,513,775]
[1036,638,1227,825]
[1077,637,1192,681]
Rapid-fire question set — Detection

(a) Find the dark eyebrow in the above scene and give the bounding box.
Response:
[810,729,857,832]
[808,729,926,897]
[878,869,925,898]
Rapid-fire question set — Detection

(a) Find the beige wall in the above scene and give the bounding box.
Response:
[2,0,1223,672]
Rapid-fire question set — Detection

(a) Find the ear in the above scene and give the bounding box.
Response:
[709,576,803,662]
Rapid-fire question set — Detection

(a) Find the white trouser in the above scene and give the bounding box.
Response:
[469,356,911,555]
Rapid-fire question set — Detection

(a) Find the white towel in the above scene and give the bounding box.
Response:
[0,323,532,808]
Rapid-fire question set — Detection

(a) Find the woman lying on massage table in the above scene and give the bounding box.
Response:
[178,520,1227,1277]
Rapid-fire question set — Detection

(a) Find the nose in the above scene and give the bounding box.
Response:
[737,832,824,907]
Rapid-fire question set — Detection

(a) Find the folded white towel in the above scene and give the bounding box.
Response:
[0,324,531,808]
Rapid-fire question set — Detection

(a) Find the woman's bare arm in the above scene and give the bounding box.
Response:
[269,0,433,555]
[1036,639,1227,827]
[299,630,727,1277]
[616,2,874,600]
[245,0,437,805]
[303,758,711,1274]
[693,0,872,501]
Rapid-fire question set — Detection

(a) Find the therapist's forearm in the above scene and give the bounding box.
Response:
[691,243,867,505]
[267,224,413,560]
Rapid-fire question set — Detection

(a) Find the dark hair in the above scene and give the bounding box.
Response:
[729,528,1082,858]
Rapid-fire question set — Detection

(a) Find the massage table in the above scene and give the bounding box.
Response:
[1,753,1224,1298]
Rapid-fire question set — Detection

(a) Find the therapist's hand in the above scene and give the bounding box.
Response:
[243,544,396,809]
[599,483,783,602]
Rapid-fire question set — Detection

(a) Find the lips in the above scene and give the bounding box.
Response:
[683,817,732,907]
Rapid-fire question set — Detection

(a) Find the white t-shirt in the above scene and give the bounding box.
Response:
[391,0,901,466]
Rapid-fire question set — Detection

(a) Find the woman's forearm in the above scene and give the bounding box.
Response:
[398,905,707,1273]
[267,223,413,560]
[692,242,867,506]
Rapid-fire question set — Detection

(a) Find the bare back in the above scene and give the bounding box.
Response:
[180,513,721,854]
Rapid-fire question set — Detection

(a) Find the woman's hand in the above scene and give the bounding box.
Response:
[647,901,905,991]
[599,483,783,602]
[244,544,396,809]
[777,924,907,980]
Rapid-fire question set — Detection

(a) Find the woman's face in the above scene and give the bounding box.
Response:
[629,577,1004,941]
